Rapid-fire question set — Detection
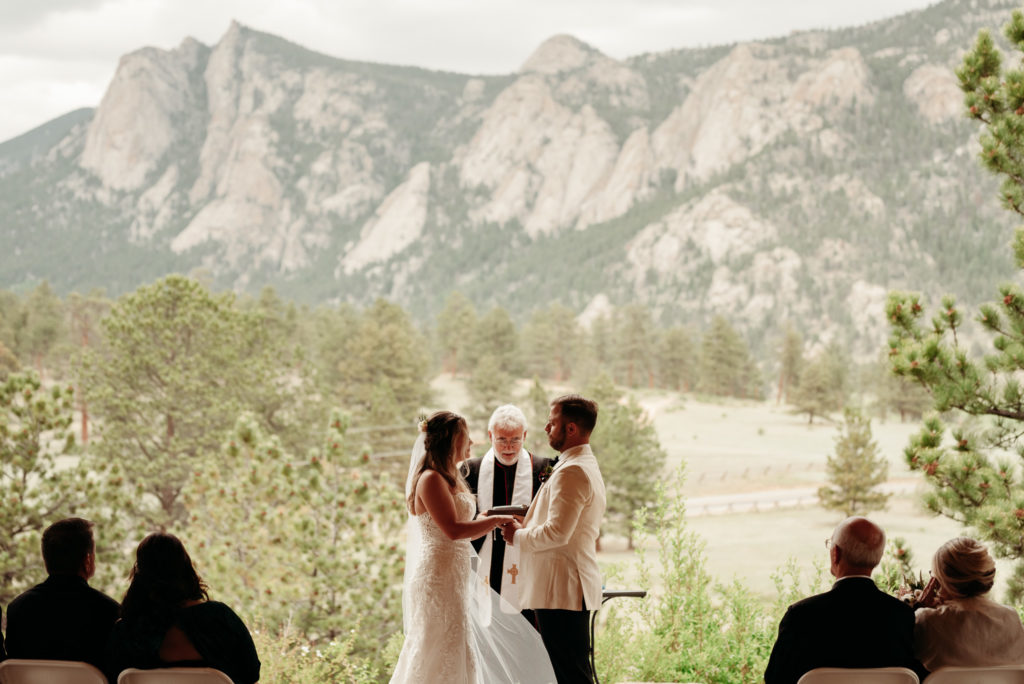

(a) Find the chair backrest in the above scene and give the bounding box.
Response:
[925,665,1024,684]
[798,667,920,684]
[0,659,107,684]
[117,668,233,684]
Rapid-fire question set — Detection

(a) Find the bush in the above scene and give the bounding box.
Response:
[594,466,826,684]
[250,622,393,684]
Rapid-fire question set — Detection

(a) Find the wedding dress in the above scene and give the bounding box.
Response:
[390,490,477,683]
[391,434,556,684]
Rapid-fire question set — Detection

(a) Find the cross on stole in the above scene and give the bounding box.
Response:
[507,563,519,585]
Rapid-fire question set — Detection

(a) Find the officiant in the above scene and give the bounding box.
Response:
[461,404,552,622]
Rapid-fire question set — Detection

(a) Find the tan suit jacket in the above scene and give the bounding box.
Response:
[515,443,605,611]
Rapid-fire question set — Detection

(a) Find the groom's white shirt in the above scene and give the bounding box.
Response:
[512,443,605,611]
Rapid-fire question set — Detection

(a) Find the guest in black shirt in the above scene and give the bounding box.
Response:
[105,532,259,684]
[5,517,119,674]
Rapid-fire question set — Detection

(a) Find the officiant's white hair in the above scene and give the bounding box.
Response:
[488,404,527,433]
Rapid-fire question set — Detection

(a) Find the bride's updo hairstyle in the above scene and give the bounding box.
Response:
[408,410,470,512]
[932,536,996,600]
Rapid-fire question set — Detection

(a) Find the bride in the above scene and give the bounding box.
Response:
[390,411,556,684]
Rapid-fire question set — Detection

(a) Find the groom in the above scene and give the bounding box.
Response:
[503,394,605,684]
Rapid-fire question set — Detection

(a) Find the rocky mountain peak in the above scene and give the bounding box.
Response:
[520,34,602,74]
[79,36,210,191]
[2,0,1017,359]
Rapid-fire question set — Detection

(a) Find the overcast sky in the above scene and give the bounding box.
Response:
[0,0,941,143]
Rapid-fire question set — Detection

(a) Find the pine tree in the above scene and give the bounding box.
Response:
[0,341,18,378]
[789,353,843,424]
[181,411,404,667]
[614,304,656,387]
[22,281,65,377]
[697,316,761,399]
[465,354,512,424]
[336,299,432,420]
[66,290,111,445]
[585,372,667,549]
[776,324,803,405]
[464,307,520,377]
[521,308,557,380]
[0,290,22,359]
[521,303,579,382]
[656,325,696,392]
[435,291,477,376]
[0,373,117,601]
[818,408,890,516]
[886,10,1024,601]
[873,357,931,422]
[525,376,552,456]
[79,276,298,528]
[307,303,360,403]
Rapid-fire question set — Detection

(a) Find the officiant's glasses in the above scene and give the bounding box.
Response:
[495,437,523,448]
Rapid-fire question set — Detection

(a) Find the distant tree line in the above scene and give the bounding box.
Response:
[0,279,936,435]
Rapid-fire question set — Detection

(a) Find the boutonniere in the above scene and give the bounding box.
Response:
[539,456,559,484]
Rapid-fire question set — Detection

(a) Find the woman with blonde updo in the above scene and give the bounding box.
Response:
[914,537,1024,671]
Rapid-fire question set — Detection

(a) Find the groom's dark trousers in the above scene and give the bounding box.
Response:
[535,603,593,684]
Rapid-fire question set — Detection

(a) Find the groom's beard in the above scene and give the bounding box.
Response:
[548,431,565,452]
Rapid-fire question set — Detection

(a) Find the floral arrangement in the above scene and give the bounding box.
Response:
[538,456,559,484]
[897,570,931,606]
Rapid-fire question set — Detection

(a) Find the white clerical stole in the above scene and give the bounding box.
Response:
[476,448,532,614]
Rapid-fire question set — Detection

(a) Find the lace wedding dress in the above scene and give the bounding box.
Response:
[392,432,555,684]
[389,491,477,683]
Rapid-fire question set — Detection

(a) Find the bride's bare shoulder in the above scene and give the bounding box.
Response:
[413,469,453,514]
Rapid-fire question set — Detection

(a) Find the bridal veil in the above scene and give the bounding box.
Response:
[401,431,556,683]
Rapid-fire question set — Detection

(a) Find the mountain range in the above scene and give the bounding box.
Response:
[1,0,1019,357]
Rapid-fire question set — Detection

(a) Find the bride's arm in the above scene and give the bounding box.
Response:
[418,471,511,540]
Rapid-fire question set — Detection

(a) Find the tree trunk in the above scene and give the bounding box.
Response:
[81,399,89,445]
[79,327,89,444]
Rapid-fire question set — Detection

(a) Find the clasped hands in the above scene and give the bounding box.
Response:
[479,512,524,544]
[499,518,523,544]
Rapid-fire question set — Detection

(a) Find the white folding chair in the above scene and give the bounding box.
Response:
[116,668,233,684]
[924,665,1024,684]
[0,659,107,684]
[798,667,920,684]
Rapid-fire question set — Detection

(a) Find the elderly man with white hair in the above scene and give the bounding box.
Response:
[461,404,552,625]
[764,516,927,684]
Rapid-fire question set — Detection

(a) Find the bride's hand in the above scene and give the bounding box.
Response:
[488,515,515,529]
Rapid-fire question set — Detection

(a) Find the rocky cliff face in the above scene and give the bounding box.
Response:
[0,0,1017,357]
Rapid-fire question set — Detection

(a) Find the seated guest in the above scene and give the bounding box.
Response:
[6,518,119,674]
[764,516,925,684]
[914,537,1024,670]
[106,533,260,684]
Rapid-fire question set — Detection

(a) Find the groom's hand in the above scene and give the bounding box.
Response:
[501,520,522,545]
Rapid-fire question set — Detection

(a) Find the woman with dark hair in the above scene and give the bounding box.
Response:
[914,537,1024,670]
[391,410,550,684]
[106,533,260,684]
